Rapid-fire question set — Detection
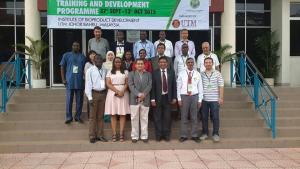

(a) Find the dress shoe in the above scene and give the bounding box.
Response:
[156,137,162,142]
[75,118,83,123]
[90,138,96,143]
[179,137,188,142]
[164,136,170,142]
[65,119,73,124]
[96,136,108,142]
[142,139,148,143]
[132,139,138,143]
[191,137,201,143]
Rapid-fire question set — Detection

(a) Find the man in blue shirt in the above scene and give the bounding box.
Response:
[133,31,155,59]
[60,41,86,124]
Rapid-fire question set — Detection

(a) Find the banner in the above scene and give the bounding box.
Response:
[47,0,209,30]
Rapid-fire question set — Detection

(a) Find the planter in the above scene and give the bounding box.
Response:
[32,79,46,88]
[265,78,274,87]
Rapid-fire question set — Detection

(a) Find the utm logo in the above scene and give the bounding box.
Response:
[190,0,200,9]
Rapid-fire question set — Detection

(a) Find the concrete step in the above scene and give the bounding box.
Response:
[277,127,300,137]
[277,101,300,108]
[276,118,300,127]
[1,137,300,153]
[277,108,300,117]
[0,127,271,142]
[273,87,300,93]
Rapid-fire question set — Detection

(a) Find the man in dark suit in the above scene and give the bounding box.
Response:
[151,43,173,71]
[151,56,177,141]
[110,31,132,58]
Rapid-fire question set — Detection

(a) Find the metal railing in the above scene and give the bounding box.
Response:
[230,52,278,139]
[0,52,31,112]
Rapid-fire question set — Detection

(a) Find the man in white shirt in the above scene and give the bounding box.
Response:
[174,43,196,76]
[154,31,174,58]
[85,55,108,143]
[174,29,196,58]
[177,57,203,143]
[197,42,220,72]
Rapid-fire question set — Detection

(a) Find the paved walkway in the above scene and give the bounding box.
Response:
[1,148,300,169]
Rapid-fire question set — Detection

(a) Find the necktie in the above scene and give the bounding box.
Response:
[187,71,192,96]
[162,70,168,93]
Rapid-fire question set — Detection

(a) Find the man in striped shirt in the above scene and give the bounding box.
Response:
[200,57,224,142]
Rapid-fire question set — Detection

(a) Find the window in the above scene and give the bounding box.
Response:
[290,3,300,56]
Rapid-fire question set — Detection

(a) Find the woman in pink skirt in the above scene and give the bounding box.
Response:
[105,57,130,142]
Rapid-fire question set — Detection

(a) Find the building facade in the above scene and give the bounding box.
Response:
[0,0,299,86]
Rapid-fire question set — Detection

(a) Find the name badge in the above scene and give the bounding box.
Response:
[72,65,79,74]
[207,83,213,91]
[187,84,193,92]
[100,80,105,88]
[116,52,124,58]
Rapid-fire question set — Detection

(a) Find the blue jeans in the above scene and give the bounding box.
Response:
[201,101,220,136]
[66,89,83,120]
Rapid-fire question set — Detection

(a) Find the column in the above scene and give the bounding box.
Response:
[271,0,290,86]
[25,0,41,87]
[221,0,236,86]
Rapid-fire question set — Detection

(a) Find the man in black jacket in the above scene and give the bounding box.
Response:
[110,31,132,58]
[151,56,177,141]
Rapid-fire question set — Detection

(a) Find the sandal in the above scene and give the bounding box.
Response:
[112,134,117,142]
[119,133,125,142]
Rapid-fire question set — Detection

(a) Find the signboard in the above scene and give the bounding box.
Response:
[47,0,209,30]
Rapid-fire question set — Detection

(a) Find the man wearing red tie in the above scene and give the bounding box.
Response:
[151,56,177,142]
[177,58,203,143]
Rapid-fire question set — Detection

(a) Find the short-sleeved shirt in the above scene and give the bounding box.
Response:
[59,52,86,90]
[88,37,110,59]
[197,53,220,72]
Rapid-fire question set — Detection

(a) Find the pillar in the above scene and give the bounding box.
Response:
[221,0,236,86]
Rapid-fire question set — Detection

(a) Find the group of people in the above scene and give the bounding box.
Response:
[59,26,224,144]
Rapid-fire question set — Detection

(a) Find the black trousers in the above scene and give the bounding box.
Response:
[153,95,172,138]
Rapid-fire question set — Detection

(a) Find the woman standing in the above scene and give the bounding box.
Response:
[105,57,130,142]
[103,51,115,71]
[123,50,134,71]
[84,50,96,74]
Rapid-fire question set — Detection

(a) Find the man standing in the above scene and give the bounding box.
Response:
[200,57,224,142]
[154,31,174,58]
[174,29,196,58]
[60,42,86,124]
[110,31,132,58]
[151,56,177,141]
[174,43,196,76]
[151,43,173,71]
[88,26,109,59]
[128,59,152,143]
[85,55,108,143]
[133,31,155,59]
[177,58,203,143]
[197,42,220,72]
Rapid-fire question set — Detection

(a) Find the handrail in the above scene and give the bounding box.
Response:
[1,52,31,112]
[230,51,278,139]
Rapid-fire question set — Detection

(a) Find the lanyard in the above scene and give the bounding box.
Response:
[181,56,188,67]
[204,72,214,83]
[141,41,147,49]
[186,70,194,78]
[98,69,103,79]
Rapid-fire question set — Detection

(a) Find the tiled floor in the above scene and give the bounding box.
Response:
[0,148,300,169]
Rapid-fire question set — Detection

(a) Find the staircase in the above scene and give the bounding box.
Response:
[0,87,299,153]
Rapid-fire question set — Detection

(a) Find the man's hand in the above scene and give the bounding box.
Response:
[88,100,94,106]
[62,80,67,87]
[171,99,177,105]
[218,98,224,105]
[178,100,182,107]
[197,102,202,109]
[151,101,156,107]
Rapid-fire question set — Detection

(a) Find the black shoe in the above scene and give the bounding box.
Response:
[142,139,148,143]
[65,119,73,124]
[75,118,83,123]
[179,137,188,142]
[164,136,170,142]
[132,139,138,143]
[156,136,162,142]
[90,138,96,143]
[191,137,201,143]
[96,136,108,142]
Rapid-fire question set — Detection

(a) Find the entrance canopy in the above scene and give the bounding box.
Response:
[47,0,209,30]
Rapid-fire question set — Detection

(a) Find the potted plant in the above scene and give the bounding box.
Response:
[16,36,48,88]
[255,31,280,86]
